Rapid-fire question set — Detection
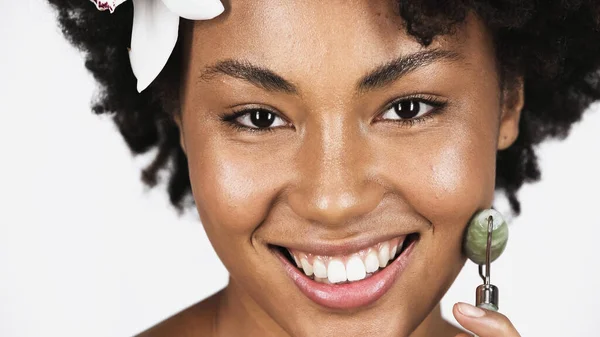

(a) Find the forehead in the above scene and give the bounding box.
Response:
[184,0,490,87]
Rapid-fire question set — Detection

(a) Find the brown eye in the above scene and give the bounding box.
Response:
[250,110,276,128]
[394,100,420,119]
[381,99,435,121]
[236,109,286,129]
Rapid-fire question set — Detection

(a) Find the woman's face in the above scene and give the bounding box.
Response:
[177,0,521,336]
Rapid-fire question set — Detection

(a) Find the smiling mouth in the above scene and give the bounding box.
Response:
[272,233,419,309]
[279,234,417,283]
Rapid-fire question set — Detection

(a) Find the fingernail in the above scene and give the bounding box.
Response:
[457,302,486,318]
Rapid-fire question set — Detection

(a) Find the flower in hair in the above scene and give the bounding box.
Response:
[90,0,224,92]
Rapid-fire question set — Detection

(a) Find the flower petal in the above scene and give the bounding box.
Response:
[161,0,224,20]
[89,0,128,13]
[130,0,180,92]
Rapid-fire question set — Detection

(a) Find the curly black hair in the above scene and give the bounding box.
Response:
[47,0,600,214]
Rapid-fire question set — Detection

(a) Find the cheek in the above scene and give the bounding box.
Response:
[374,123,497,229]
[421,135,497,285]
[371,121,498,300]
[425,137,496,218]
[185,135,288,239]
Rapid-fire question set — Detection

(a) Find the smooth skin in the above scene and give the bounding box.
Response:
[139,0,523,336]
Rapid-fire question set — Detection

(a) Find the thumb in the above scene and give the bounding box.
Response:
[453,302,521,337]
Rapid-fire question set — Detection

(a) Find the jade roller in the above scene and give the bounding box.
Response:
[464,209,509,311]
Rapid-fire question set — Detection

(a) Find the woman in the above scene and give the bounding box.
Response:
[46,0,600,336]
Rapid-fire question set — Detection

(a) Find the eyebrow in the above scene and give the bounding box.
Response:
[200,59,298,94]
[357,49,463,92]
[199,49,462,95]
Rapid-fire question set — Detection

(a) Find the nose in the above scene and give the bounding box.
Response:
[288,117,384,227]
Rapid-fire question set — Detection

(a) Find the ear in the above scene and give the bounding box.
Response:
[174,114,187,155]
[497,77,524,150]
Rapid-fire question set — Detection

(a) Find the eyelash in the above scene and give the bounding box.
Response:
[220,108,285,134]
[220,94,448,133]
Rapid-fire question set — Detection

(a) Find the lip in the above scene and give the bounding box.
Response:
[272,233,409,257]
[275,237,416,310]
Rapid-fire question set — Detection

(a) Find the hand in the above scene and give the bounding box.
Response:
[452,302,521,337]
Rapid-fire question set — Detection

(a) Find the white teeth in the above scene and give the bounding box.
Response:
[289,236,409,283]
[315,277,329,284]
[313,259,327,278]
[293,254,301,268]
[300,258,313,276]
[346,256,367,281]
[390,245,397,260]
[365,250,380,273]
[378,242,390,268]
[327,259,347,283]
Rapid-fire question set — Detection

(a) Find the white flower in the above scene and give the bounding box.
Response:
[90,0,224,92]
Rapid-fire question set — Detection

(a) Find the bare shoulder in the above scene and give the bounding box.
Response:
[135,290,223,337]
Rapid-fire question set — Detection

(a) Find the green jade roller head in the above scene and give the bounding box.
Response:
[464,209,509,265]
[464,209,509,311]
